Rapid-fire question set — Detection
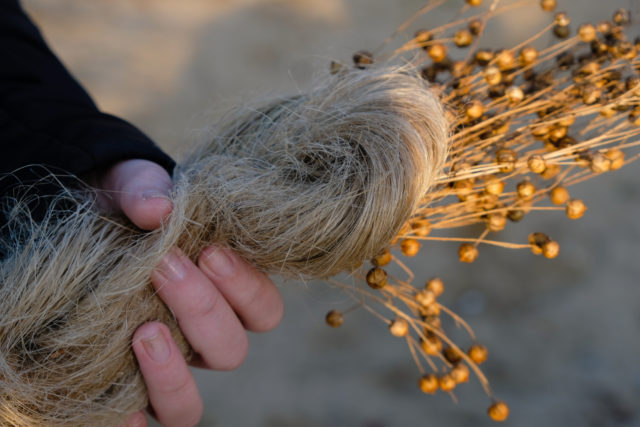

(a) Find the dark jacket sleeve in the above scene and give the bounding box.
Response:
[0,0,175,201]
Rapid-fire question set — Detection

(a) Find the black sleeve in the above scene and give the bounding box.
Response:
[0,0,175,202]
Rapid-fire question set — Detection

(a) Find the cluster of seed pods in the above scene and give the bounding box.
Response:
[326,0,639,421]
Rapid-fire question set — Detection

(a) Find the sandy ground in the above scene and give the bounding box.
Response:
[20,0,640,426]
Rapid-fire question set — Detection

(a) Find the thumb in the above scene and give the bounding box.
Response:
[97,159,174,230]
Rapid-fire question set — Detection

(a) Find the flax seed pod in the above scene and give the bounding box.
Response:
[566,199,587,219]
[325,310,344,327]
[419,374,439,394]
[421,334,443,356]
[468,344,488,364]
[401,238,421,256]
[606,148,625,170]
[411,219,432,237]
[366,267,387,289]
[488,401,510,421]
[450,363,470,383]
[550,186,570,205]
[459,243,479,263]
[427,278,445,297]
[389,318,409,337]
[439,374,456,392]
[528,155,546,174]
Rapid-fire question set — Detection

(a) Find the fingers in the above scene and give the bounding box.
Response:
[97,159,173,230]
[132,322,202,427]
[198,246,283,332]
[151,248,249,370]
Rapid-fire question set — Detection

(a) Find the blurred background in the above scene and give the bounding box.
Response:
[21,0,640,426]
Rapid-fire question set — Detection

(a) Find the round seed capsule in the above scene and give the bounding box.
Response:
[528,155,546,174]
[485,177,505,195]
[352,50,373,69]
[566,199,586,219]
[427,278,445,297]
[421,335,443,356]
[389,318,409,337]
[496,149,517,173]
[372,248,392,267]
[520,46,538,65]
[411,219,432,237]
[468,344,488,364]
[488,401,510,422]
[465,100,484,120]
[486,212,507,232]
[366,267,387,289]
[401,238,421,257]
[606,148,625,170]
[542,240,560,259]
[454,29,473,47]
[450,363,470,383]
[555,12,570,27]
[506,85,524,103]
[419,374,439,394]
[443,346,463,364]
[420,303,441,317]
[469,19,483,36]
[541,164,561,179]
[540,0,556,12]
[414,29,433,45]
[439,374,456,392]
[549,126,568,142]
[550,186,570,205]
[428,44,447,63]
[458,243,479,263]
[590,152,611,173]
[553,24,570,39]
[496,50,515,71]
[475,49,494,66]
[415,289,436,307]
[517,181,536,199]
[325,310,344,327]
[578,24,597,43]
[613,9,630,26]
[529,232,549,255]
[484,66,502,86]
[466,0,482,6]
[507,208,526,222]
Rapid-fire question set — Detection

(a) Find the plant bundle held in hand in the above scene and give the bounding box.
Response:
[0,0,639,425]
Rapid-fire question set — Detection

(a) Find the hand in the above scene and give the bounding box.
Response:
[93,159,283,427]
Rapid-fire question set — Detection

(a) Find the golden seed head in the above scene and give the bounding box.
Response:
[519,46,538,65]
[411,219,432,237]
[427,278,445,297]
[496,148,517,173]
[401,238,421,257]
[531,125,551,140]
[475,49,494,66]
[485,177,505,195]
[325,310,344,327]
[468,344,488,364]
[613,8,630,26]
[527,155,546,174]
[415,289,436,307]
[389,318,409,337]
[465,100,484,120]
[506,85,524,103]
[454,29,473,47]
[507,208,526,222]
[549,126,568,142]
[566,199,586,219]
[558,115,576,127]
[458,243,479,263]
[578,24,597,43]
[488,401,510,422]
[590,152,611,174]
[550,186,570,205]
[366,267,387,289]
[352,50,373,69]
[469,18,483,36]
[542,240,560,259]
[486,212,507,232]
[529,232,550,255]
[555,12,570,27]
[582,84,601,105]
[606,148,625,170]
[414,29,433,44]
[428,43,448,63]
[439,374,456,392]
[466,0,483,6]
[443,346,464,364]
[517,181,536,199]
[371,248,392,267]
[553,24,570,39]
[425,315,441,329]
[418,374,439,394]
[420,303,441,317]
[484,66,502,86]
[541,164,561,179]
[496,50,515,71]
[450,363,470,384]
[597,20,612,34]
[540,0,556,12]
[420,335,443,356]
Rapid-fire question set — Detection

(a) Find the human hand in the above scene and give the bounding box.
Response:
[93,159,283,427]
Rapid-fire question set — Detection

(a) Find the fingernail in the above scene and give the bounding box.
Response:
[157,248,187,281]
[141,189,170,201]
[125,412,146,427]
[202,247,235,278]
[140,328,171,364]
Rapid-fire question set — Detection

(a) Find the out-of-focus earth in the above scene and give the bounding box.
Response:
[21,0,640,426]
